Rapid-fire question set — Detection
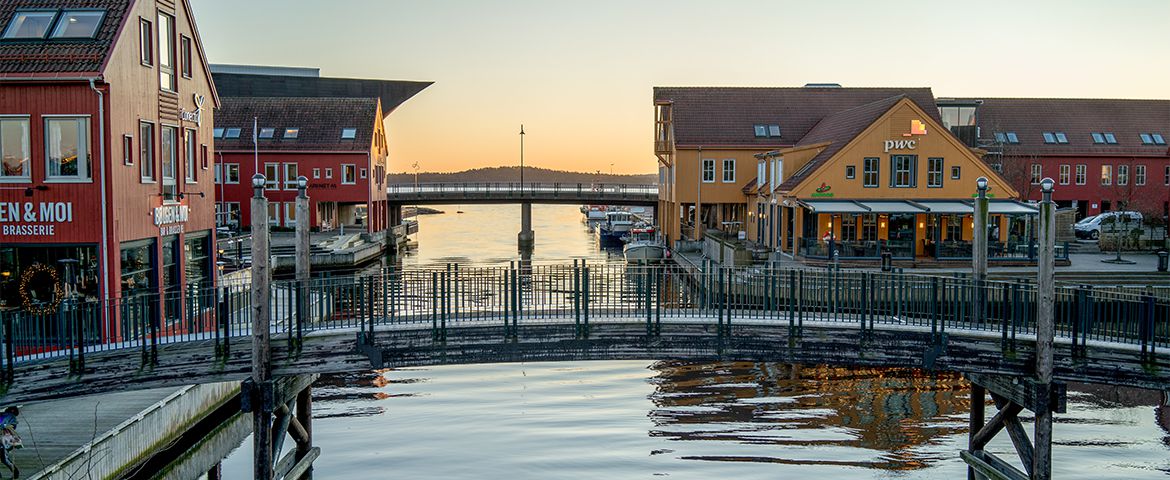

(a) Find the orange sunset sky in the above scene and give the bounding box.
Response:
[192,0,1170,175]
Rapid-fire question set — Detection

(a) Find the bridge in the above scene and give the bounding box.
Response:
[385,182,658,249]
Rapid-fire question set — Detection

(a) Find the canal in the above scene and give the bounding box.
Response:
[212,204,1168,478]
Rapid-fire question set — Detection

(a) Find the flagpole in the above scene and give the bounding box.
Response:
[253,117,259,174]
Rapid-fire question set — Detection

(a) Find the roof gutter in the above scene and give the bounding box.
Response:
[0,75,104,82]
[88,78,111,309]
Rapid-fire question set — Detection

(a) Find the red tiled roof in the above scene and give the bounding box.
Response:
[652,86,940,148]
[215,97,379,152]
[778,95,906,191]
[0,0,131,75]
[965,97,1170,157]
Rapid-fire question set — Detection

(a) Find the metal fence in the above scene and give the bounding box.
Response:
[0,263,1165,377]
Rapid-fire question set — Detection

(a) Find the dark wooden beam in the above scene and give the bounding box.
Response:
[967,373,1067,414]
[971,401,1023,449]
[960,450,1029,480]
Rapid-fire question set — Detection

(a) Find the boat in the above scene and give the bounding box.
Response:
[622,227,665,262]
[596,211,636,246]
[583,205,608,223]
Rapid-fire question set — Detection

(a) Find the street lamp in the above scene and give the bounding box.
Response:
[519,125,525,189]
[296,175,308,198]
[972,176,990,325]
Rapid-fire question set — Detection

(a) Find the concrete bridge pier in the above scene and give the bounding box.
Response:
[518,202,535,250]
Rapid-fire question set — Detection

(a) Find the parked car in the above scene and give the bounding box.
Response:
[1075,211,1143,240]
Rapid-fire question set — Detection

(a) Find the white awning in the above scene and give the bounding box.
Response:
[916,200,972,214]
[801,201,870,213]
[860,201,927,214]
[989,201,1039,215]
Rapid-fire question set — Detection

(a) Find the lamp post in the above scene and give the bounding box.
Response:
[518,125,534,250]
[519,125,525,188]
[249,172,273,480]
[972,177,989,325]
[1034,176,1056,479]
[295,175,310,335]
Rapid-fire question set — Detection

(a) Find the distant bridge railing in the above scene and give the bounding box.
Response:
[0,264,1165,385]
[386,182,658,204]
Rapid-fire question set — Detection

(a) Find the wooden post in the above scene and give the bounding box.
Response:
[250,174,274,480]
[968,383,985,480]
[295,385,314,480]
[295,176,310,349]
[1034,177,1056,480]
[973,177,989,325]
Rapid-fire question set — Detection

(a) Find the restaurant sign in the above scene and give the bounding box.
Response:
[154,204,190,235]
[181,94,205,126]
[0,201,73,236]
[810,182,834,198]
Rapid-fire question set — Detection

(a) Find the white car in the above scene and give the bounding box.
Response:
[1074,211,1143,240]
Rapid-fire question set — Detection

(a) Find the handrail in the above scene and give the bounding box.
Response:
[386,182,658,197]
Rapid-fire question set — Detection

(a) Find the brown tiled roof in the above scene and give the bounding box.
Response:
[213,73,431,119]
[778,95,906,191]
[0,0,131,75]
[215,97,378,152]
[653,86,940,148]
[965,97,1170,157]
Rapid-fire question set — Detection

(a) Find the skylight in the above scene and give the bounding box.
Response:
[284,128,300,139]
[994,132,1006,143]
[1054,132,1068,143]
[1042,132,1056,144]
[768,125,781,137]
[2,11,57,39]
[1153,134,1166,145]
[1103,133,1117,144]
[1140,133,1153,145]
[225,128,242,139]
[341,128,357,140]
[1005,132,1019,144]
[49,10,104,38]
[1091,132,1105,144]
[258,128,275,139]
[753,124,780,138]
[213,128,224,138]
[754,125,767,137]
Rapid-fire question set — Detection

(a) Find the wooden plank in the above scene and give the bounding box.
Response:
[960,450,1029,480]
[282,447,319,480]
[967,373,1067,414]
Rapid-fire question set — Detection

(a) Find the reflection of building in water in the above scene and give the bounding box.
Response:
[311,370,419,419]
[647,361,969,470]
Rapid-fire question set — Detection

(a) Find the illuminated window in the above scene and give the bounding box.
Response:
[0,117,31,181]
[264,163,279,190]
[2,11,57,39]
[1100,165,1112,185]
[50,11,105,39]
[284,128,299,139]
[342,164,356,184]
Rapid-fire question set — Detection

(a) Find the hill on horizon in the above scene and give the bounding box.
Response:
[388,166,656,185]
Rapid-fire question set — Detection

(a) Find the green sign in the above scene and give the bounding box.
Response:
[810,192,834,198]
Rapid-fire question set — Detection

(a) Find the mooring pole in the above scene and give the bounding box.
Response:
[972,177,989,326]
[1034,177,1056,480]
[295,176,310,350]
[250,174,274,480]
[294,385,314,480]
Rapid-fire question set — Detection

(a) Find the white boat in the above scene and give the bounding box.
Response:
[623,227,665,262]
[583,205,608,222]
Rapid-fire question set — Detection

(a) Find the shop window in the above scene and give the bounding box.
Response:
[157,12,175,92]
[225,163,239,184]
[1100,165,1112,185]
[1117,165,1128,186]
[122,134,133,166]
[950,165,961,180]
[184,128,197,183]
[140,122,154,181]
[1030,164,1041,184]
[160,126,177,201]
[863,157,879,188]
[889,155,916,188]
[722,159,735,183]
[2,11,57,39]
[845,165,855,179]
[284,128,299,139]
[701,159,715,183]
[927,157,943,188]
[120,239,156,296]
[341,128,357,140]
[284,163,298,189]
[180,36,192,78]
[0,117,31,182]
[342,164,357,184]
[45,116,91,181]
[1135,165,1146,185]
[264,163,279,190]
[184,233,211,314]
[1075,164,1086,185]
[259,128,275,139]
[161,235,180,324]
[1059,164,1070,185]
[0,245,99,308]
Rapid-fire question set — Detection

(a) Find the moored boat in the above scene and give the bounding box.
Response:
[596,211,635,246]
[622,227,665,262]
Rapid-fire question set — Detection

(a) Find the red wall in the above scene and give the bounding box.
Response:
[1019,156,1170,217]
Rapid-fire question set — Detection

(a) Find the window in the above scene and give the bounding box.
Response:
[341,128,357,140]
[213,128,224,138]
[1104,133,1117,144]
[179,36,191,78]
[1042,132,1056,144]
[1100,165,1112,185]
[225,128,241,139]
[360,168,368,179]
[138,18,152,65]
[752,124,781,138]
[1030,164,1042,184]
[722,159,735,183]
[950,165,961,180]
[184,129,196,183]
[284,128,299,139]
[44,116,90,181]
[1140,133,1154,145]
[1153,134,1166,145]
[284,202,297,226]
[1091,132,1105,144]
[214,163,222,184]
[258,128,275,139]
[863,157,879,187]
[160,126,177,200]
[1135,165,1146,186]
[0,117,31,182]
[1117,164,1128,186]
[1075,164,1086,185]
[267,203,280,226]
[927,157,943,187]
[140,122,154,181]
[264,163,279,189]
[1004,132,1019,144]
[3,11,57,39]
[994,132,1005,143]
[890,155,916,188]
[701,159,715,183]
[225,163,239,184]
[845,165,855,179]
[157,12,175,92]
[1054,132,1068,143]
[50,10,105,38]
[325,168,333,179]
[754,125,767,137]
[1058,164,1070,185]
[201,144,208,170]
[1165,166,1170,186]
[342,164,356,184]
[121,134,133,166]
[313,168,320,179]
[283,163,298,189]
[768,125,780,137]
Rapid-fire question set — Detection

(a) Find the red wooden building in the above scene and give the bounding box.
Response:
[0,0,218,332]
[211,68,430,234]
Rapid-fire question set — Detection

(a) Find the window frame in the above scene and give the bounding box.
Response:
[845,165,855,179]
[889,154,917,188]
[2,10,60,40]
[284,128,300,139]
[264,163,280,190]
[0,115,32,183]
[1117,164,1129,186]
[1042,132,1056,144]
[360,167,368,179]
[159,124,178,201]
[313,168,320,179]
[721,158,735,183]
[184,128,197,183]
[139,121,155,182]
[1100,164,1112,186]
[1135,164,1146,186]
[701,158,715,183]
[1058,164,1070,185]
[1103,133,1117,144]
[341,164,357,185]
[1054,132,1068,144]
[1005,132,1019,144]
[341,128,357,140]
[283,163,298,189]
[862,157,879,188]
[258,128,276,139]
[950,165,961,180]
[43,115,92,182]
[138,18,153,66]
[200,144,208,170]
[927,157,943,188]
[1030,164,1042,185]
[1075,164,1086,185]
[122,133,133,166]
[225,163,240,184]
[49,10,106,39]
[179,35,192,78]
[156,11,176,92]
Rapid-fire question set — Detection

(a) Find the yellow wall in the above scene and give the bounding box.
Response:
[670,148,761,204]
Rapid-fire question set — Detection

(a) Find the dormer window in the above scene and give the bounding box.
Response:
[2,11,57,39]
[49,10,105,38]
[341,128,357,140]
[258,128,275,139]
[284,128,299,139]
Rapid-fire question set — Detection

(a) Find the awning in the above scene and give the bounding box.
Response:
[989,201,1039,215]
[860,201,927,214]
[801,200,871,213]
[916,200,972,214]
[801,199,1038,215]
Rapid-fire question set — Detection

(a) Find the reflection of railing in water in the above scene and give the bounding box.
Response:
[0,263,1166,373]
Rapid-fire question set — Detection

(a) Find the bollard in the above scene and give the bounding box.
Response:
[880,251,892,272]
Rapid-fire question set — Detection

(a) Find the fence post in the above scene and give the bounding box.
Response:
[573,260,581,338]
[2,313,12,384]
[655,266,662,336]
[1141,294,1155,363]
[431,271,439,341]
[511,265,519,338]
[582,265,590,336]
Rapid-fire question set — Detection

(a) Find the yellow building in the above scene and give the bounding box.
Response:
[655,86,1035,264]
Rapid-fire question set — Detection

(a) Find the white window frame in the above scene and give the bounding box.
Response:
[701,158,715,183]
[1058,164,1070,185]
[0,116,31,183]
[1075,164,1086,185]
[1117,164,1128,186]
[1135,165,1146,186]
[140,121,155,182]
[360,167,368,179]
[721,159,735,183]
[43,115,91,182]
[184,128,197,183]
[342,164,356,184]
[157,12,175,92]
[122,133,133,166]
[225,163,240,184]
[267,202,280,226]
[160,125,178,201]
[214,163,222,184]
[1030,164,1041,184]
[284,202,297,226]
[264,163,279,190]
[313,168,320,179]
[283,163,298,189]
[325,167,333,179]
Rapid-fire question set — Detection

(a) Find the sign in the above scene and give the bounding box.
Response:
[181,93,205,126]
[0,201,73,236]
[810,182,834,197]
[903,119,927,137]
[154,204,189,235]
[884,139,917,153]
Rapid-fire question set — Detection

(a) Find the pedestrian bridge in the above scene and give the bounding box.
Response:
[386,182,658,206]
[0,264,1165,403]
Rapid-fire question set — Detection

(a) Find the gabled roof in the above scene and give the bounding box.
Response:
[215,97,379,152]
[652,86,940,148]
[0,0,131,76]
[777,95,907,191]
[964,97,1170,157]
[213,73,431,118]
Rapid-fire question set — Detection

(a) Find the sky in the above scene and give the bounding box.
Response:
[191,0,1170,174]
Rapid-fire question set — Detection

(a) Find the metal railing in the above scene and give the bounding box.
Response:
[0,264,1164,379]
[800,237,1070,262]
[386,182,657,199]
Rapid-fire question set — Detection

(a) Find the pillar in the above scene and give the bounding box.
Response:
[518,202,534,250]
[250,174,273,480]
[1034,177,1056,480]
[296,177,310,327]
[973,177,989,324]
[295,385,314,480]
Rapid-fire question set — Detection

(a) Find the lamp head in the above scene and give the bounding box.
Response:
[251,174,265,189]
[976,176,989,191]
[297,175,308,190]
[1040,177,1055,193]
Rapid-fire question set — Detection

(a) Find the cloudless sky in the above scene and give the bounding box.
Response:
[191,0,1170,174]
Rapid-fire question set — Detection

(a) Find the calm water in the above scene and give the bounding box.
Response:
[217,204,1170,479]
